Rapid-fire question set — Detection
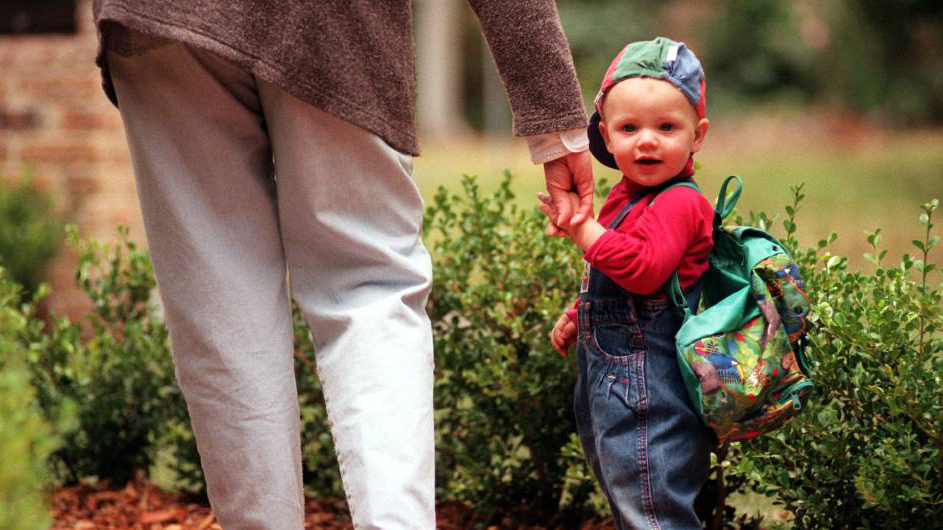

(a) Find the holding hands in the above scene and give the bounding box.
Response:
[539,191,593,356]
[538,165,601,357]
[536,189,605,253]
[542,150,594,235]
[537,190,582,235]
[539,150,599,357]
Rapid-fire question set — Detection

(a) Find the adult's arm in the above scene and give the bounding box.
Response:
[467,0,593,226]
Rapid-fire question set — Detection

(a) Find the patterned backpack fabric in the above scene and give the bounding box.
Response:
[664,176,814,444]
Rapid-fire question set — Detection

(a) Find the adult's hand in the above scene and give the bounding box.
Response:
[542,150,594,236]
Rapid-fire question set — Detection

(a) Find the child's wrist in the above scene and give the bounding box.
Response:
[570,219,605,251]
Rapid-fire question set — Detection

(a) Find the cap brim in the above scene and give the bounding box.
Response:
[588,111,618,170]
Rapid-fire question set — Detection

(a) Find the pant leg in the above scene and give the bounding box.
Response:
[258,83,436,529]
[639,302,711,530]
[574,344,625,530]
[578,337,648,530]
[108,43,305,530]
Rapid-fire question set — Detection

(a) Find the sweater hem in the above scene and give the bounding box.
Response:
[95,5,421,155]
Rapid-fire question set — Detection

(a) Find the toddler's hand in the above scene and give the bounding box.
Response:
[550,313,577,356]
[537,191,584,236]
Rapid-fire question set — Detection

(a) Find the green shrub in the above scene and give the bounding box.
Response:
[17,173,941,528]
[0,270,70,530]
[0,174,63,298]
[737,194,943,528]
[424,174,595,523]
[24,226,184,486]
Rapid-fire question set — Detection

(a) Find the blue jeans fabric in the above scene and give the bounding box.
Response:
[574,262,711,530]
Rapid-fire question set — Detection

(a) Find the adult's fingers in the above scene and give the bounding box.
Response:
[537,201,569,237]
[543,156,575,226]
[546,183,573,227]
[568,151,595,225]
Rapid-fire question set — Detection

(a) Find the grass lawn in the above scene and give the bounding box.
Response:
[413,115,943,271]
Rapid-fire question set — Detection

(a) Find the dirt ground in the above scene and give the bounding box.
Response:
[50,478,616,530]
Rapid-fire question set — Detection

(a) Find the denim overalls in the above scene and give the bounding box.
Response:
[574,190,711,530]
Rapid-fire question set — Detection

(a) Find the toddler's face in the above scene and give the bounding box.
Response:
[599,78,709,187]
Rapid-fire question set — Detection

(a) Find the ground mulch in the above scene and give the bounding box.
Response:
[50,477,615,530]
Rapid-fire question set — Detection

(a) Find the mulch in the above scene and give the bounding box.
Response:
[50,477,616,530]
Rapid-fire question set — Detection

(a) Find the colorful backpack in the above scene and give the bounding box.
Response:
[663,176,814,444]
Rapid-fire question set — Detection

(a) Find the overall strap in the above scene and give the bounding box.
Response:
[608,178,698,230]
[607,193,649,229]
[602,178,706,312]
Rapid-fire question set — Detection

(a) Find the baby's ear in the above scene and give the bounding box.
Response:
[691,118,710,153]
[598,120,612,151]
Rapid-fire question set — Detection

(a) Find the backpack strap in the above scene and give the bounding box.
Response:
[714,175,743,221]
[658,181,702,317]
[668,175,744,317]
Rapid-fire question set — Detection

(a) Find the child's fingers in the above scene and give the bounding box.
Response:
[538,193,573,238]
[563,320,576,336]
[538,200,561,224]
[552,320,563,340]
[549,328,563,355]
[538,207,567,237]
[562,321,576,349]
[551,315,576,356]
[552,335,563,355]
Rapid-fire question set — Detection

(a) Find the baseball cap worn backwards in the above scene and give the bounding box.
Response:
[588,36,706,169]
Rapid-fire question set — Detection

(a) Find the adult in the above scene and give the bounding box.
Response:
[92,1,593,528]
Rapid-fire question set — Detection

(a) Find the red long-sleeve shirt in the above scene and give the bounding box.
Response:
[565,176,715,323]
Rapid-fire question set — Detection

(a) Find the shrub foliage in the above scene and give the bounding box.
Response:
[740,193,943,528]
[0,174,63,299]
[4,174,940,527]
[23,226,182,485]
[423,175,596,523]
[0,271,70,530]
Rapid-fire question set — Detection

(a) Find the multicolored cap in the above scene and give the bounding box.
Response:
[588,37,706,169]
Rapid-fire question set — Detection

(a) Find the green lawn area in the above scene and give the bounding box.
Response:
[413,118,943,271]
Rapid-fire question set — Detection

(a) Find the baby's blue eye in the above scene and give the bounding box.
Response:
[659,123,674,131]
[622,124,636,132]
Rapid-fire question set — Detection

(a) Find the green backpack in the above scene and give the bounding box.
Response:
[663,176,814,444]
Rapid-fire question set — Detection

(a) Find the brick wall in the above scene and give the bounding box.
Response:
[0,0,143,319]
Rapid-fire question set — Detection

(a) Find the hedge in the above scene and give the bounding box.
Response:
[2,174,940,528]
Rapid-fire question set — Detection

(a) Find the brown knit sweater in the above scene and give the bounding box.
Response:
[92,0,588,156]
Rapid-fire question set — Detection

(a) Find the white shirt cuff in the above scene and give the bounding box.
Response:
[525,128,589,165]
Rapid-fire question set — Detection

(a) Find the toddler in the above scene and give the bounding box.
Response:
[538,37,714,529]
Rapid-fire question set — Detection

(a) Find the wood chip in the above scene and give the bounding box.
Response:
[194,512,216,530]
[138,507,183,524]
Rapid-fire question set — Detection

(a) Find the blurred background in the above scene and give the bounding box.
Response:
[0,0,941,320]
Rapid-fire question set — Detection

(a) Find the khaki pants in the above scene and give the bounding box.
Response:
[108,36,435,530]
